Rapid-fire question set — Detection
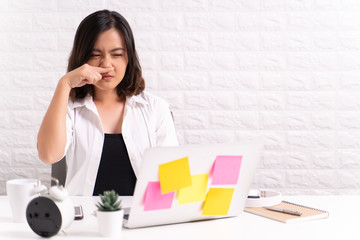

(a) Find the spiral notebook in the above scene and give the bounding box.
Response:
[244,201,329,223]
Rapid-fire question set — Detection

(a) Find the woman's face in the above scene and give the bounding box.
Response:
[87,28,128,93]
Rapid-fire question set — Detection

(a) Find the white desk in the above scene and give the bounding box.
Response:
[0,195,357,239]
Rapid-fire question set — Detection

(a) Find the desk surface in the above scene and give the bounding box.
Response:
[0,195,357,239]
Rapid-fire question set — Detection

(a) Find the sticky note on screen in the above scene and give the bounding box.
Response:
[178,174,208,205]
[159,157,192,194]
[202,188,234,215]
[143,182,174,211]
[211,155,242,185]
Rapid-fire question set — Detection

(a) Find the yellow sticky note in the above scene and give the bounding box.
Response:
[202,188,234,215]
[159,157,192,194]
[178,174,208,205]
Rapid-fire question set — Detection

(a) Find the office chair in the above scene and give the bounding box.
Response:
[51,157,67,186]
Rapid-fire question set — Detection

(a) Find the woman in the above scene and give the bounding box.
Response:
[37,10,178,196]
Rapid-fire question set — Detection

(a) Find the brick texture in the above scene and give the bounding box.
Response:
[1,0,360,195]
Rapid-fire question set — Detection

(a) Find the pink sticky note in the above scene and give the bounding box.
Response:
[211,155,243,185]
[143,182,174,211]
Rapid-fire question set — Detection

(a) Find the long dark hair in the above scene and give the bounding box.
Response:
[68,10,145,99]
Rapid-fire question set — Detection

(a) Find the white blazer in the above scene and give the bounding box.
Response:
[63,91,178,195]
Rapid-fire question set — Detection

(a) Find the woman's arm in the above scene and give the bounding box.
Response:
[37,77,71,164]
[155,100,178,146]
[37,64,114,164]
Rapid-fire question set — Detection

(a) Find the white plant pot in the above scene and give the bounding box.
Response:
[97,209,124,237]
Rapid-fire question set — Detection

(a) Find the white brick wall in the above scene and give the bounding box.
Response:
[1,0,360,195]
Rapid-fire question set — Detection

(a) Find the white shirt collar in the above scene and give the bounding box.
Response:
[68,93,149,111]
[126,93,149,107]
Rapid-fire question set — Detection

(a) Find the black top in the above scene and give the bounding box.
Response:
[93,134,137,196]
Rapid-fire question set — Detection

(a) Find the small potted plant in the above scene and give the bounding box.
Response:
[96,190,123,237]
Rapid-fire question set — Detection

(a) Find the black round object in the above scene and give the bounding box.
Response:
[26,196,62,238]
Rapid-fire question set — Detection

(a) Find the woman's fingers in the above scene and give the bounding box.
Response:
[94,66,114,74]
[68,64,114,88]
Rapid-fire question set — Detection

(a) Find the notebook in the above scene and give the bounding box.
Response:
[121,142,263,228]
[244,200,329,223]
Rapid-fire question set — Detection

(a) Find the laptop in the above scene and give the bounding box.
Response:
[122,142,262,228]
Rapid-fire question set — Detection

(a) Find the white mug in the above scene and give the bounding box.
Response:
[6,178,37,222]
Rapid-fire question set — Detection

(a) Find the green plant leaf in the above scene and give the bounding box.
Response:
[96,190,122,211]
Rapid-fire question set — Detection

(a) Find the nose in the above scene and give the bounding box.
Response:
[100,55,112,68]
